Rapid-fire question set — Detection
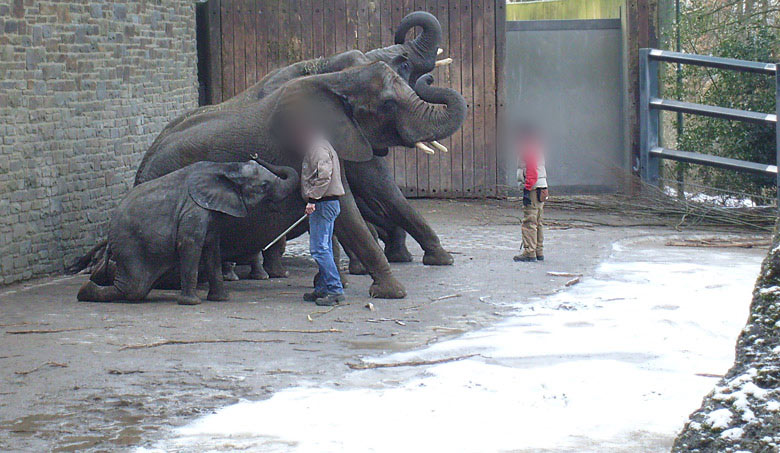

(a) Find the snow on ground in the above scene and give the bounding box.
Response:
[140,239,763,453]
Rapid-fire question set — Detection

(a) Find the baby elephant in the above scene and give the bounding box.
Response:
[77,160,298,305]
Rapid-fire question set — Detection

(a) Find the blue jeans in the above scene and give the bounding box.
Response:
[309,199,343,295]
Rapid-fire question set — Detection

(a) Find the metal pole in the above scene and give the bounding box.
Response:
[775,65,779,211]
[674,0,686,199]
[639,48,660,186]
[262,214,308,252]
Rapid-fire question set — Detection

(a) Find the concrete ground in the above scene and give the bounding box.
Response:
[0,199,761,452]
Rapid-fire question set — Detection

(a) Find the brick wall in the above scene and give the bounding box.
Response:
[0,0,199,284]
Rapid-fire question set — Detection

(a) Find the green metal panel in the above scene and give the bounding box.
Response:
[506,0,623,21]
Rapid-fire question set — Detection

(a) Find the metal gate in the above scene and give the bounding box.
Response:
[639,48,780,205]
[200,0,506,198]
[504,19,627,193]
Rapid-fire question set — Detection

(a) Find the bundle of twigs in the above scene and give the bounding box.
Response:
[548,178,776,232]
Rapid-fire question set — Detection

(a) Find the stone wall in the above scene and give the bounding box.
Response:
[0,0,199,284]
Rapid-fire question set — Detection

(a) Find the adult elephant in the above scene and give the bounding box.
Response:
[155,11,452,279]
[134,63,466,298]
[68,12,452,281]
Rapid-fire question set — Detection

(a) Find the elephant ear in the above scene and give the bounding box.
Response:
[187,163,249,218]
[274,86,373,162]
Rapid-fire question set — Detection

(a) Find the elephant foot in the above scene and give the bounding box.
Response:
[423,248,454,266]
[263,262,289,279]
[385,246,413,263]
[248,267,270,280]
[369,275,407,299]
[77,281,99,301]
[207,288,230,302]
[177,295,202,306]
[222,262,240,281]
[78,281,108,301]
[348,258,368,275]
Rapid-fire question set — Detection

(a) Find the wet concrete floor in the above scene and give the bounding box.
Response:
[0,199,753,451]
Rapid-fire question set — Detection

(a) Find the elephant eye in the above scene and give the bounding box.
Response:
[379,99,397,114]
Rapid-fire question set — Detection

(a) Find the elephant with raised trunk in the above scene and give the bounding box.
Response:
[134,63,467,298]
[77,160,298,305]
[147,12,452,277]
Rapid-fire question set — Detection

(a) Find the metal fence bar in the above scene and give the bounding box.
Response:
[650,147,778,176]
[639,49,660,186]
[648,49,777,75]
[650,98,777,125]
[639,47,780,208]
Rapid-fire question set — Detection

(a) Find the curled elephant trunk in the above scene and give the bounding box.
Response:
[254,159,299,201]
[402,74,467,144]
[394,12,442,72]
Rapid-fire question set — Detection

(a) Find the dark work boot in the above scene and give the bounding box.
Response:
[536,255,544,261]
[513,254,537,262]
[315,293,345,306]
[303,291,326,302]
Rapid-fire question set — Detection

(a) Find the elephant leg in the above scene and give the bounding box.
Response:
[262,236,289,278]
[331,235,349,287]
[384,226,413,263]
[78,257,153,303]
[347,158,453,266]
[222,261,239,281]
[204,233,229,301]
[335,191,406,299]
[248,253,270,280]
[343,238,368,275]
[379,188,452,265]
[177,222,206,306]
[77,281,124,302]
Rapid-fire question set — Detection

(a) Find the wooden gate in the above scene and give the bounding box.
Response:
[201,0,505,198]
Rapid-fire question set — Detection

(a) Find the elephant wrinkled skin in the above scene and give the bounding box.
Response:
[77,161,298,305]
[133,63,466,299]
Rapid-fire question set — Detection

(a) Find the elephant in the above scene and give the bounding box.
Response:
[133,62,467,299]
[143,12,450,278]
[76,160,298,305]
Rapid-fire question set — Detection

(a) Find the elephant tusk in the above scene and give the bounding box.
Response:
[435,58,453,67]
[437,48,444,55]
[430,140,448,153]
[415,142,436,155]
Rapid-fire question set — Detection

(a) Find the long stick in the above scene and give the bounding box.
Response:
[263,214,308,251]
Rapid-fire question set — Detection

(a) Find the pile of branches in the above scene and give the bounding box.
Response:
[549,181,776,232]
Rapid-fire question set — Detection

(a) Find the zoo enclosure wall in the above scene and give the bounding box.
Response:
[0,1,200,285]
[200,0,507,199]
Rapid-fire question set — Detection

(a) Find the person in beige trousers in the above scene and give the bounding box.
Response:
[514,128,548,263]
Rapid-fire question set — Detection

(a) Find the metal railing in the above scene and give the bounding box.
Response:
[639,48,779,206]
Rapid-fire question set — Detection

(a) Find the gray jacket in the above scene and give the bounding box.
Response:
[300,136,346,202]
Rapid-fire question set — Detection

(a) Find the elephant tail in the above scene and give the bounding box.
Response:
[65,239,108,275]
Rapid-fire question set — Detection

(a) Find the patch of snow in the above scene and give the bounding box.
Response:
[706,409,734,430]
[759,286,780,295]
[721,427,744,440]
[142,244,762,452]
[663,187,759,208]
[766,400,780,412]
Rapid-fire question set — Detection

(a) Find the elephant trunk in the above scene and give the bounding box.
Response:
[394,12,442,69]
[402,74,467,143]
[255,159,300,201]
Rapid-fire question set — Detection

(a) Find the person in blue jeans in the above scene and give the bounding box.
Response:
[301,133,346,306]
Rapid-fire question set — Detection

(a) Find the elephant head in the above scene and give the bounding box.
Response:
[274,61,467,163]
[188,161,299,217]
[365,11,443,86]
